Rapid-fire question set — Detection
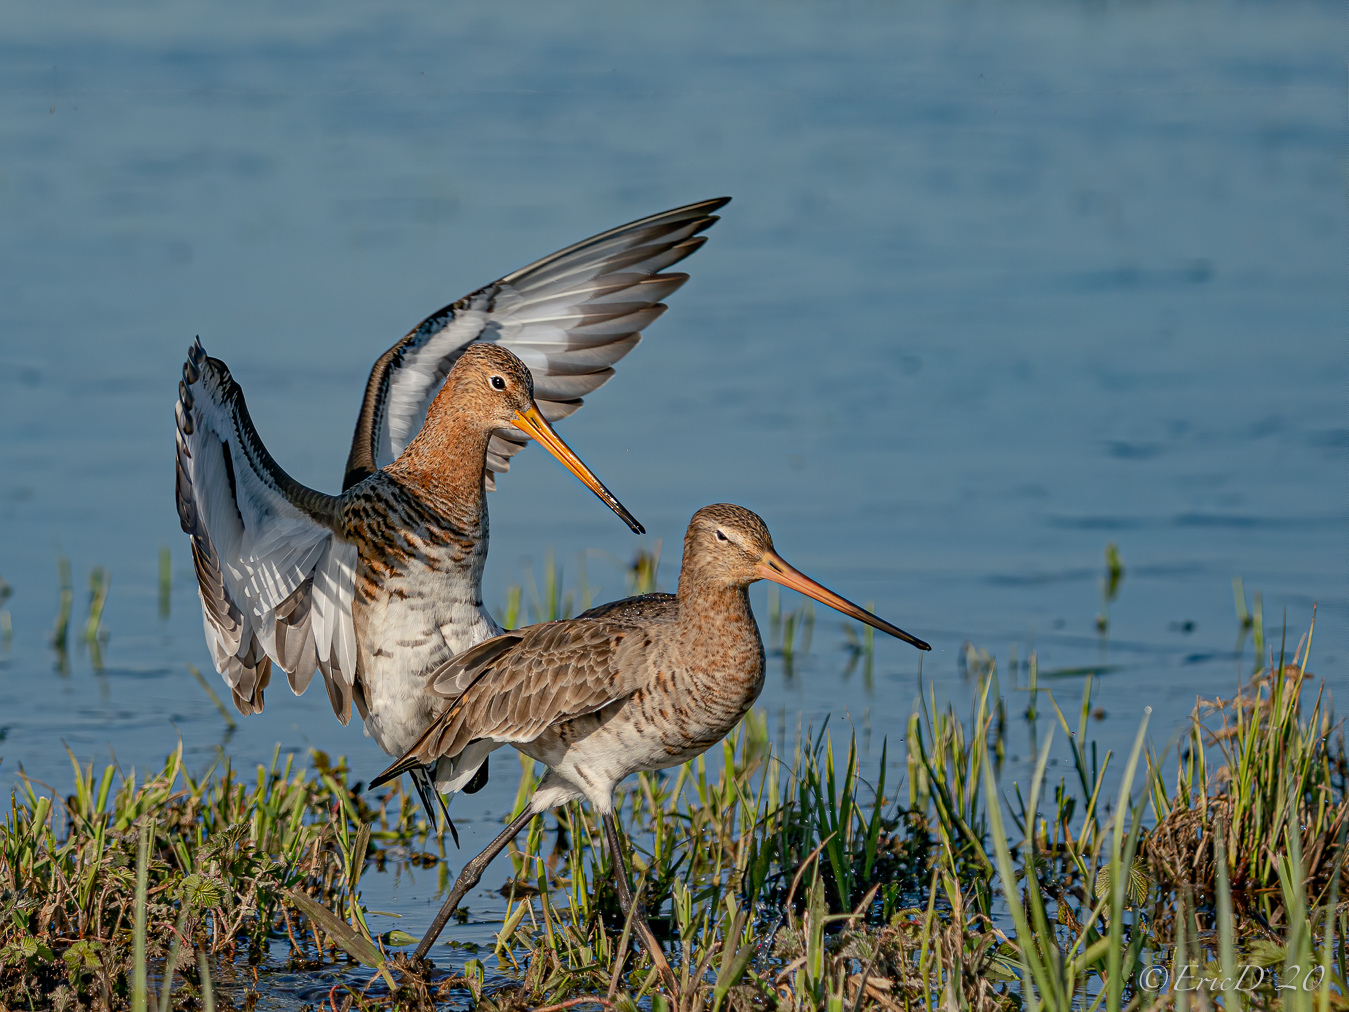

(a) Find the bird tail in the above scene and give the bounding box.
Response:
[370,694,475,844]
[371,705,452,788]
[408,765,460,848]
[370,749,425,790]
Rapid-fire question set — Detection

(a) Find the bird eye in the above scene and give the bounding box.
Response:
[715,530,728,542]
[490,375,506,391]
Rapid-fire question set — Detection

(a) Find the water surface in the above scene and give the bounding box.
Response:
[0,0,1342,986]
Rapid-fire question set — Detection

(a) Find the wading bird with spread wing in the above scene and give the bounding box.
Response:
[371,503,931,977]
[174,199,729,821]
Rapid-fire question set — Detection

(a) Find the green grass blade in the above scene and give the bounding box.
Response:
[197,949,215,1012]
[157,910,189,1012]
[1215,829,1241,1012]
[980,730,1054,1010]
[1106,708,1150,1012]
[133,820,150,1012]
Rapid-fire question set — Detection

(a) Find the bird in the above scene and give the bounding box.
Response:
[341,197,729,495]
[174,197,729,820]
[369,503,932,977]
[176,342,641,825]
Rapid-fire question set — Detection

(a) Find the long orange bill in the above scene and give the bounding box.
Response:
[755,550,931,651]
[513,405,645,534]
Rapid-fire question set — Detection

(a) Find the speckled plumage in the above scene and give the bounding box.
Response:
[174,199,729,769]
[175,342,636,764]
[372,504,932,967]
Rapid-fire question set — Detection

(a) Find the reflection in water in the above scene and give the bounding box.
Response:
[50,557,72,678]
[187,663,238,734]
[84,567,109,671]
[158,546,172,621]
[0,574,10,652]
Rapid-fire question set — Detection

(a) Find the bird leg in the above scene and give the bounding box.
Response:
[602,812,678,993]
[412,807,537,961]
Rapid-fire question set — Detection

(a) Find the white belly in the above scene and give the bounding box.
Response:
[355,569,501,757]
[522,671,763,814]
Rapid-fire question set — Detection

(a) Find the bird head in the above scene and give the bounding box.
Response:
[682,503,930,651]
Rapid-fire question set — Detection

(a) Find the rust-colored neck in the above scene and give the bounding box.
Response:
[383,381,493,528]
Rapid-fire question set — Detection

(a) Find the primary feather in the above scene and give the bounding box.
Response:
[176,198,730,824]
[343,198,729,491]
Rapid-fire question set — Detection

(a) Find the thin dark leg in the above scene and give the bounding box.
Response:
[602,812,677,991]
[412,807,537,961]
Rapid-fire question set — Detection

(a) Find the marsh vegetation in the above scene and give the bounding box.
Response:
[2,587,1343,1011]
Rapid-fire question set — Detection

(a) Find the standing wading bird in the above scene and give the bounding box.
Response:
[174,198,728,823]
[370,503,932,981]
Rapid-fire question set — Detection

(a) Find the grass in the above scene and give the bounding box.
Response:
[51,556,73,675]
[412,613,1344,1012]
[1,589,1344,1010]
[45,556,111,675]
[0,744,429,1007]
[1146,623,1345,932]
[470,650,1344,1012]
[500,543,664,629]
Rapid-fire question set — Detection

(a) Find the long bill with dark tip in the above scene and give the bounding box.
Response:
[512,405,645,534]
[756,550,931,651]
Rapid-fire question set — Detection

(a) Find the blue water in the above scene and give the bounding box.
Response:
[0,0,1342,989]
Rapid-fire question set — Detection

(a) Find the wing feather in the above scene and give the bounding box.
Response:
[529,367,615,402]
[176,340,360,722]
[508,335,642,374]
[373,616,653,790]
[342,198,730,491]
[576,592,678,622]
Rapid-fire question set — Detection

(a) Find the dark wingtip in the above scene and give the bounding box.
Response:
[368,764,404,791]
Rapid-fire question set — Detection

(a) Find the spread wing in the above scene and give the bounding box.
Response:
[342,197,731,492]
[175,340,361,721]
[369,617,654,788]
